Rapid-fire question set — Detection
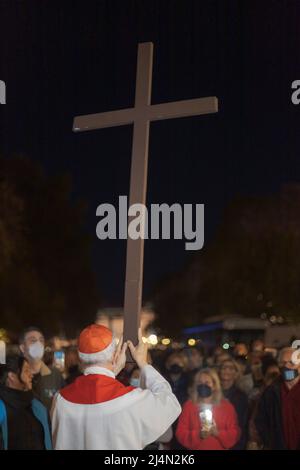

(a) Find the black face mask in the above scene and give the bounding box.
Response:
[197,383,212,398]
[168,364,183,375]
[281,367,299,382]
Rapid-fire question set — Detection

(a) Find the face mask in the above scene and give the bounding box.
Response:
[168,364,183,375]
[197,383,212,398]
[28,342,44,360]
[281,367,299,382]
[129,378,140,388]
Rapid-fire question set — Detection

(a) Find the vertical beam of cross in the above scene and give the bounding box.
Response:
[122,43,153,347]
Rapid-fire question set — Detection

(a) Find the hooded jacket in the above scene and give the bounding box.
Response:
[0,385,52,450]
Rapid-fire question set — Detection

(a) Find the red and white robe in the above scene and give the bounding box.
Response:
[51,364,181,450]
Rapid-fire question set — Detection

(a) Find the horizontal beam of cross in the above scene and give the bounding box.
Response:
[73,96,218,132]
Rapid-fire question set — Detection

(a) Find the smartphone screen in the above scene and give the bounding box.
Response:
[54,351,65,370]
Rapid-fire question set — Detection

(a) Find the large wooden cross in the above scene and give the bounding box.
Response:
[73,42,218,346]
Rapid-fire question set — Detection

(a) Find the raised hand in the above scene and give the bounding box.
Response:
[127,328,148,369]
[112,336,128,376]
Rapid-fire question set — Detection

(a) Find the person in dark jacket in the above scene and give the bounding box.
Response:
[19,327,65,410]
[164,352,189,405]
[247,356,280,449]
[255,347,300,450]
[64,346,82,385]
[0,354,52,450]
[219,358,249,449]
[164,351,190,449]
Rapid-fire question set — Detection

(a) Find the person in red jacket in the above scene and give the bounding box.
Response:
[176,367,240,450]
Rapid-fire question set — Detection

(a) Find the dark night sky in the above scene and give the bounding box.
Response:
[0,0,300,306]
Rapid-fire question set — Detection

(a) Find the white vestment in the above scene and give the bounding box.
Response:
[51,364,181,450]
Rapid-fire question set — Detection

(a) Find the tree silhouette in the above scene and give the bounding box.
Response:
[0,155,100,338]
[154,185,300,337]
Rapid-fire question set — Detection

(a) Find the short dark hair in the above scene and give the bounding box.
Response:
[129,367,140,379]
[19,326,44,344]
[0,354,27,386]
[261,355,278,377]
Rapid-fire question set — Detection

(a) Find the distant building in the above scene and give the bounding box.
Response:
[95,305,155,337]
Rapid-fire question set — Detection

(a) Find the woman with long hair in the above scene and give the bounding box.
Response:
[176,368,240,450]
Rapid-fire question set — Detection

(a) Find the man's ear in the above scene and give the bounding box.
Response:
[19,344,25,355]
[7,371,16,387]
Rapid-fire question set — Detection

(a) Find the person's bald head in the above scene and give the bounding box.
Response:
[279,347,300,370]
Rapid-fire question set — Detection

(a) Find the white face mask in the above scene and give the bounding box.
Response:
[28,342,44,360]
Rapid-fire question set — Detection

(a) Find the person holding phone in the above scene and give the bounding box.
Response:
[176,368,240,450]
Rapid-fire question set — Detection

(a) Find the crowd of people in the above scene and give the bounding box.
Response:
[0,325,299,450]
[121,338,300,450]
